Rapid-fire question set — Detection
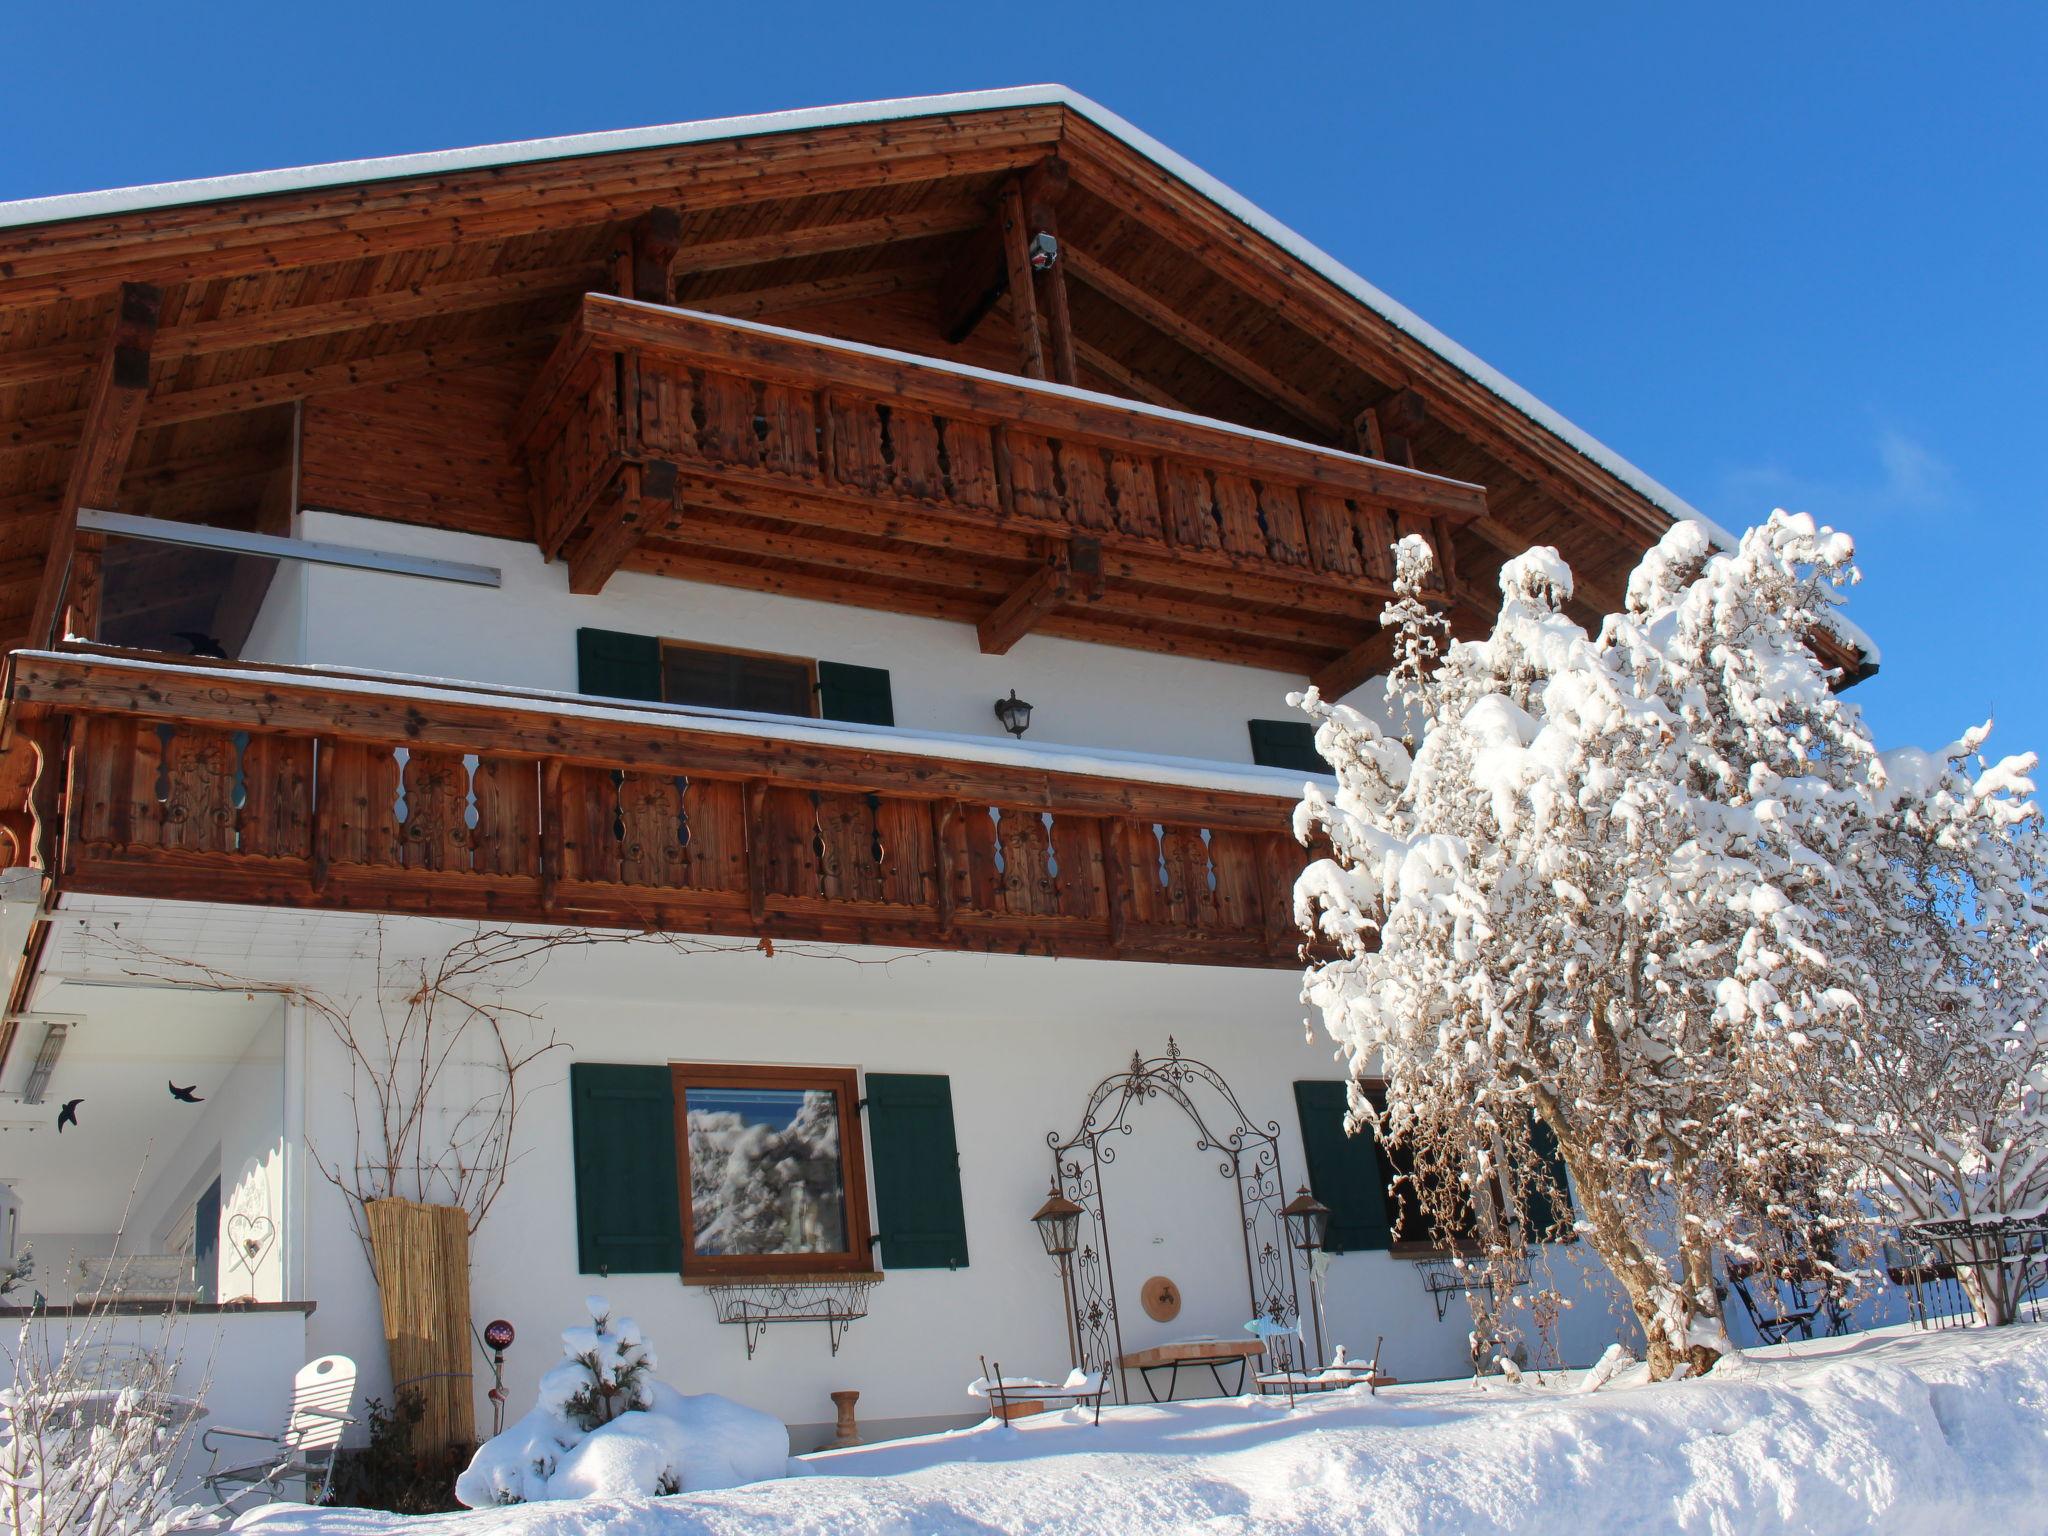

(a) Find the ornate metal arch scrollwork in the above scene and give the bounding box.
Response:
[1046,1038,1303,1402]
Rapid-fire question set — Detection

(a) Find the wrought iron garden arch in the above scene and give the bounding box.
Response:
[1046,1037,1304,1401]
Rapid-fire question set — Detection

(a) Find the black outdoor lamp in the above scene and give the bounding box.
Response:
[1032,1184,1085,1368]
[994,689,1034,739]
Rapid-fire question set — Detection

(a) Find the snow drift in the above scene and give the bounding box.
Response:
[242,1322,2048,1536]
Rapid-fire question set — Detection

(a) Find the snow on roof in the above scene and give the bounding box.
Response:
[22,651,1325,802]
[0,84,1877,663]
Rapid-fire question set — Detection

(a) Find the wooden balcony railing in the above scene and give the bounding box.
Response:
[516,298,1486,678]
[3,650,1312,968]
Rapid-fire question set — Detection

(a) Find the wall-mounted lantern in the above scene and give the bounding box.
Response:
[994,690,1034,738]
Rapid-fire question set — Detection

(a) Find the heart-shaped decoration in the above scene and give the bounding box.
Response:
[225,1212,277,1274]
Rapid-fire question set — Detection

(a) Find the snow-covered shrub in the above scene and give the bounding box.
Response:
[1292,515,1885,1377]
[0,1312,203,1536]
[541,1296,655,1432]
[454,1296,786,1506]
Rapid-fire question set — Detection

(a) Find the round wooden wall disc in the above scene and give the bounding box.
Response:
[1141,1275,1182,1322]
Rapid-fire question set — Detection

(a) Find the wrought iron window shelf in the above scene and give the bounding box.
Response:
[1414,1251,1530,1322]
[696,1273,880,1358]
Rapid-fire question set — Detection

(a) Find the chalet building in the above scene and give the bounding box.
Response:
[0,87,1874,1460]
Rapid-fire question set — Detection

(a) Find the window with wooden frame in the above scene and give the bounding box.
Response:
[576,627,896,726]
[671,1063,873,1276]
[660,640,818,717]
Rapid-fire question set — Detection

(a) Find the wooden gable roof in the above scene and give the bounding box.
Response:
[0,86,1875,675]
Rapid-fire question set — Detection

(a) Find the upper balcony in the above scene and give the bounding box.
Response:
[3,647,1317,968]
[518,297,1486,688]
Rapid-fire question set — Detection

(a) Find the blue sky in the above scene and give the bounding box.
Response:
[4,1,2039,755]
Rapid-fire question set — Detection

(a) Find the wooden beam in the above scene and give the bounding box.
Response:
[935,221,1007,344]
[1064,247,1345,439]
[27,282,160,651]
[615,208,682,305]
[0,110,1063,307]
[671,202,984,275]
[1022,164,1077,386]
[683,262,945,323]
[1310,628,1396,701]
[1356,389,1424,468]
[147,330,554,432]
[568,460,683,595]
[978,549,1071,655]
[996,177,1047,380]
[936,158,1069,353]
[1069,335,1198,414]
[0,261,604,394]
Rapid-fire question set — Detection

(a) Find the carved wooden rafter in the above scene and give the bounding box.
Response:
[27,281,161,651]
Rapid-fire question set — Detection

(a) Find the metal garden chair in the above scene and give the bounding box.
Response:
[201,1354,357,1512]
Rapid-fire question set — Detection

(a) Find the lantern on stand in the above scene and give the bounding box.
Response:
[1031,1184,1085,1369]
[1279,1186,1332,1368]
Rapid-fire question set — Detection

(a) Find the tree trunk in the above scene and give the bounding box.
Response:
[1544,1115,1725,1380]
[366,1198,477,1465]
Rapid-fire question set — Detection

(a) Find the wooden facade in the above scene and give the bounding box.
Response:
[6,651,1309,967]
[0,89,1872,984]
[522,297,1480,671]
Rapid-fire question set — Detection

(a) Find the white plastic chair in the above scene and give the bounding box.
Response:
[201,1354,357,1513]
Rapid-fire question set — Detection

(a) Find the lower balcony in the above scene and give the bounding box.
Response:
[3,648,1311,967]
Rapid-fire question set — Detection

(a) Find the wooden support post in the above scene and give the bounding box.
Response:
[1100,817,1130,949]
[614,208,683,306]
[310,738,335,892]
[540,757,566,913]
[979,543,1076,656]
[567,460,681,595]
[28,281,161,650]
[1311,628,1397,701]
[22,717,66,875]
[997,179,1047,380]
[1021,159,1076,386]
[930,799,959,932]
[744,779,770,923]
[1354,389,1424,468]
[62,531,104,643]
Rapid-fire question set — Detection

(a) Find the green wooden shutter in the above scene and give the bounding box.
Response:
[1293,1080,1394,1253]
[1518,1114,1576,1242]
[570,1063,683,1274]
[1249,719,1327,774]
[864,1072,969,1269]
[817,661,895,726]
[577,628,663,702]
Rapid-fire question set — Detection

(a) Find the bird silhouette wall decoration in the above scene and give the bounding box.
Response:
[169,1082,203,1103]
[57,1099,82,1132]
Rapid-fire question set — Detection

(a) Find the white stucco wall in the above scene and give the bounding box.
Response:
[129,1024,288,1304]
[278,929,1640,1448]
[247,510,1394,766]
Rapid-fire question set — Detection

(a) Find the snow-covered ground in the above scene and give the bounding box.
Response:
[238,1321,2048,1536]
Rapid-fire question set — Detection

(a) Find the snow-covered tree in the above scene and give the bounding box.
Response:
[1821,729,2048,1322]
[1293,513,1881,1377]
[543,1295,656,1433]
